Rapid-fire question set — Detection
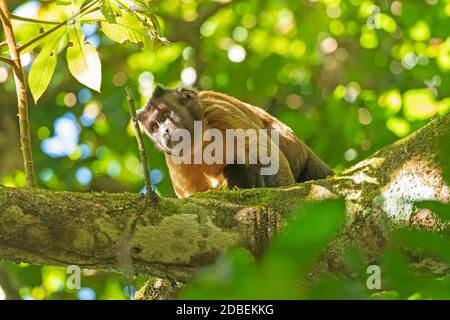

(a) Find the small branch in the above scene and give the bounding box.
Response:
[10,14,61,25]
[0,55,13,65]
[0,1,36,188]
[125,86,158,201]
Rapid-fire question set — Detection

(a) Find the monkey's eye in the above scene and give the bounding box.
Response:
[150,122,159,133]
[161,110,170,119]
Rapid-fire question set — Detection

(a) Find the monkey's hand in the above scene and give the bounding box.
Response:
[223,164,276,189]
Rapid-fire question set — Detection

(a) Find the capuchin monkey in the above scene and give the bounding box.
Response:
[137,85,333,198]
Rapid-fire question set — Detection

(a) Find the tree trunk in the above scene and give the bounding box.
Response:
[0,113,449,284]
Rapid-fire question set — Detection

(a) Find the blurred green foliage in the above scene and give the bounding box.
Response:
[181,199,450,300]
[180,199,353,299]
[0,0,449,299]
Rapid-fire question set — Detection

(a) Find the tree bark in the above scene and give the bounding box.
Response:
[0,113,449,282]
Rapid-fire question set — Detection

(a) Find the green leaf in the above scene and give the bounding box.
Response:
[416,201,450,221]
[99,0,169,47]
[28,29,66,103]
[66,28,101,91]
[100,0,116,23]
[55,0,72,5]
[80,10,105,22]
[75,0,87,8]
[148,14,170,48]
[100,12,148,46]
[16,24,50,55]
[264,198,346,275]
[394,228,450,264]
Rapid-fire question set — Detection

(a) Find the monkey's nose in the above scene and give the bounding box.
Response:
[152,85,166,99]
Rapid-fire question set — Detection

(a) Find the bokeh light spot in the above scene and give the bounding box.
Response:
[150,169,163,185]
[64,92,77,108]
[112,72,127,87]
[75,167,93,186]
[77,287,96,300]
[320,37,338,54]
[0,67,8,83]
[228,45,246,63]
[77,88,92,104]
[344,148,358,162]
[181,67,197,86]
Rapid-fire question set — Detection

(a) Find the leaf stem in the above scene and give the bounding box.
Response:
[10,14,61,25]
[125,86,159,201]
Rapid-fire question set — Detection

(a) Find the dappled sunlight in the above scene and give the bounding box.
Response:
[374,160,450,220]
[349,172,379,185]
[307,184,336,200]
[341,157,385,176]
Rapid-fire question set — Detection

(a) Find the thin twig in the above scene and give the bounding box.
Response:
[0,55,13,65]
[10,14,61,25]
[125,86,158,201]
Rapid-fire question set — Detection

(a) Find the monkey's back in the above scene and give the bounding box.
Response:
[198,91,313,180]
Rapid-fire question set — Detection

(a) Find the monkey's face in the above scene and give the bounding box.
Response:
[137,85,200,154]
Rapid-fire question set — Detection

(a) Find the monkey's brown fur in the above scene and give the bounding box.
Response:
[138,87,333,198]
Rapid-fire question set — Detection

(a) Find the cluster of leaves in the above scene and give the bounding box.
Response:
[24,0,167,102]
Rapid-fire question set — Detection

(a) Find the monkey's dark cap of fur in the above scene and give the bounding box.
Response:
[152,85,166,99]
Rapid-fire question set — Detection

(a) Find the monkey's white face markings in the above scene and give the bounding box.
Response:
[137,95,197,154]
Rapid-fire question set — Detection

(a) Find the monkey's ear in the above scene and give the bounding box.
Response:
[176,88,198,106]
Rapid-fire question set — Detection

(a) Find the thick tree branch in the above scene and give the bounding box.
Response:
[0,113,449,282]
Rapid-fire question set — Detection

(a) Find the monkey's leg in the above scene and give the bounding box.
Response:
[297,150,334,182]
[223,164,275,189]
